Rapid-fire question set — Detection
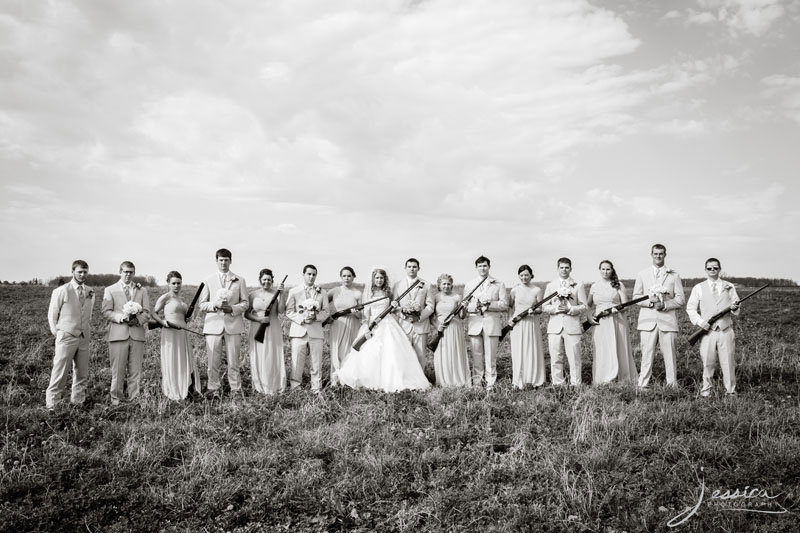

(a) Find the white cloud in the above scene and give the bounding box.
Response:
[761,75,800,124]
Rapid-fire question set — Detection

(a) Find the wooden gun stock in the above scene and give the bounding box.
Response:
[581,295,650,332]
[687,284,769,347]
[254,275,288,344]
[323,295,390,326]
[426,277,489,352]
[499,290,561,342]
[185,282,206,322]
[352,279,421,351]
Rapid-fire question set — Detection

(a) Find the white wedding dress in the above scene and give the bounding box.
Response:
[336,292,431,392]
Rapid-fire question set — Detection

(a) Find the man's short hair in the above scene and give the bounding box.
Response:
[475,255,491,267]
[557,257,572,267]
[72,259,89,271]
[405,258,420,268]
[303,264,317,274]
[215,248,232,260]
[119,261,135,272]
[705,257,721,269]
[651,244,667,254]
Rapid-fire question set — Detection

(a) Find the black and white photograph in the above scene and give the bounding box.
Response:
[1,0,798,531]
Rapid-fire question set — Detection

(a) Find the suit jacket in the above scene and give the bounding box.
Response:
[543,278,587,335]
[286,285,330,339]
[686,279,739,331]
[102,281,150,342]
[198,271,249,335]
[632,267,685,332]
[464,276,508,336]
[391,278,434,334]
[48,281,94,337]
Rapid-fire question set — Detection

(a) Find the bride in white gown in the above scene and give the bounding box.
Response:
[336,268,431,392]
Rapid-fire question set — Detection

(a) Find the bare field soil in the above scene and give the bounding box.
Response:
[1,285,798,532]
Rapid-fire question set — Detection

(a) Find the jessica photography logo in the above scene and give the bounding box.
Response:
[667,468,789,527]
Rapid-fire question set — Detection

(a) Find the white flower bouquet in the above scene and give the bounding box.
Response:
[216,289,233,305]
[556,286,573,299]
[401,300,422,319]
[650,284,669,303]
[122,301,142,318]
[299,298,320,321]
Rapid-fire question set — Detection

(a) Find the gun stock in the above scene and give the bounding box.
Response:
[687,283,769,347]
[255,275,288,344]
[323,295,390,326]
[581,295,650,332]
[352,279,421,351]
[185,282,205,322]
[499,290,561,342]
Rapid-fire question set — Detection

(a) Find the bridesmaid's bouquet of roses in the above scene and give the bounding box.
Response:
[122,301,143,326]
[300,298,320,322]
[401,300,422,321]
[649,284,669,304]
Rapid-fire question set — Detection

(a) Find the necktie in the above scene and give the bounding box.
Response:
[712,282,719,299]
[561,280,569,288]
[124,285,131,301]
[78,285,86,306]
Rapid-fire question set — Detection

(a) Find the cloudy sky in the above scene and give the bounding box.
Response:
[1,0,799,287]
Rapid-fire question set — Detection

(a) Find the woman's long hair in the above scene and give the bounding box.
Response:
[599,260,620,289]
[370,268,391,297]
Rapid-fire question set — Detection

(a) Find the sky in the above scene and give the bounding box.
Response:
[1,0,799,287]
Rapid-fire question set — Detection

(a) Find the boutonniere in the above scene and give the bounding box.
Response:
[488,278,496,285]
[314,286,321,294]
[723,283,733,291]
[88,289,95,298]
[666,269,675,275]
[134,282,142,290]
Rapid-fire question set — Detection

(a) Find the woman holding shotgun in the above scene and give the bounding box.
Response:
[245,268,287,394]
[432,274,470,387]
[587,260,638,384]
[507,265,546,388]
[326,267,362,386]
[153,271,202,400]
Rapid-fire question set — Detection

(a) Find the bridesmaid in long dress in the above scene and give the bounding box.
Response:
[153,271,202,400]
[432,274,470,387]
[507,264,546,388]
[587,260,638,385]
[245,268,287,395]
[327,266,362,386]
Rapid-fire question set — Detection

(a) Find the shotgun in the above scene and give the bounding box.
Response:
[254,275,288,343]
[426,277,488,352]
[148,282,205,330]
[499,282,576,342]
[687,283,769,347]
[352,279,421,351]
[323,295,390,326]
[582,295,650,332]
[164,320,204,336]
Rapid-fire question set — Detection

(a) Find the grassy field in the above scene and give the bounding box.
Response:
[1,284,798,532]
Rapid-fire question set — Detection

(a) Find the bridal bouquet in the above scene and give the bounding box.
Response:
[216,288,233,305]
[401,300,421,319]
[122,301,143,326]
[650,284,669,303]
[299,298,320,321]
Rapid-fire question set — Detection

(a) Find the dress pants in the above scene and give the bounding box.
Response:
[108,338,144,403]
[290,335,324,391]
[699,328,736,394]
[469,333,499,387]
[638,328,677,387]
[206,333,242,392]
[46,331,90,408]
[548,331,582,385]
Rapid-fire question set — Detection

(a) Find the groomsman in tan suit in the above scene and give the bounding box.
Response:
[102,261,151,405]
[632,244,685,388]
[391,258,434,369]
[46,260,95,409]
[198,248,249,398]
[686,258,740,396]
[543,257,587,385]
[464,256,508,389]
[287,264,330,392]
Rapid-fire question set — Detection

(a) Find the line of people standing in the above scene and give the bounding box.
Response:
[45,244,742,408]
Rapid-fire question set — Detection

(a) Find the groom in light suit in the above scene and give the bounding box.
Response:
[198,248,249,398]
[46,259,95,409]
[632,243,685,388]
[543,257,587,385]
[464,256,508,389]
[102,261,151,405]
[286,264,330,392]
[391,258,434,369]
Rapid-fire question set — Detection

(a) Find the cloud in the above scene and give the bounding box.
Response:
[681,0,786,36]
[761,75,800,124]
